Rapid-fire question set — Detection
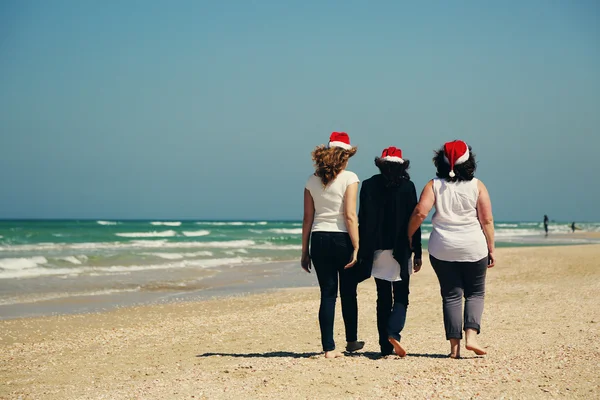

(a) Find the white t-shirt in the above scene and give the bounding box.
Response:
[305,170,360,232]
[428,178,489,262]
[371,250,413,282]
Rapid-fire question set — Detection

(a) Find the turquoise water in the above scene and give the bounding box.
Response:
[1,219,599,280]
[0,219,599,315]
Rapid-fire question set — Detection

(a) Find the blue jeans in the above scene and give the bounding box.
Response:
[310,232,358,352]
[375,276,410,355]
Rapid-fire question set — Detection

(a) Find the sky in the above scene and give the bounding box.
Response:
[0,1,599,221]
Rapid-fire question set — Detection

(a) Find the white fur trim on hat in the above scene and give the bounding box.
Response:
[443,148,470,165]
[382,156,404,163]
[328,141,353,150]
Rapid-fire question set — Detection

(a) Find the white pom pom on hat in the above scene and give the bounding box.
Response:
[443,140,470,178]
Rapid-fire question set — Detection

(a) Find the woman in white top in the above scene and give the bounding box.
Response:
[302,132,364,358]
[408,140,495,359]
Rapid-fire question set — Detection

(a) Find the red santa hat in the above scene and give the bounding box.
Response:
[443,140,470,178]
[327,132,352,150]
[380,146,404,163]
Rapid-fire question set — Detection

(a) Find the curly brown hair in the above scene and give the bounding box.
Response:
[312,145,358,186]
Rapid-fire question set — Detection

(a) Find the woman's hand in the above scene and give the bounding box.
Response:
[487,252,496,268]
[344,248,359,269]
[413,257,422,273]
[301,252,312,273]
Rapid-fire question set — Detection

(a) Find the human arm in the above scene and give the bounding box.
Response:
[343,182,359,269]
[407,182,423,272]
[301,189,315,273]
[477,180,495,268]
[408,180,435,250]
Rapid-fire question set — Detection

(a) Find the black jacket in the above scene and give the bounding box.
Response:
[357,174,422,283]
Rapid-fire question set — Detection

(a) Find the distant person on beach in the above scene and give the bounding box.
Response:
[301,132,364,358]
[544,215,549,236]
[571,222,579,233]
[357,147,422,357]
[408,140,495,359]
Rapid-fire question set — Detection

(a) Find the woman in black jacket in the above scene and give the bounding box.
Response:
[358,147,422,357]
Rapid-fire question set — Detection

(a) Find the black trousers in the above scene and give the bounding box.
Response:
[310,232,358,352]
[375,276,410,355]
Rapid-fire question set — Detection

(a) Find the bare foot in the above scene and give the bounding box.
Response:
[388,337,406,357]
[465,329,487,355]
[465,342,487,355]
[449,338,461,359]
[324,351,344,359]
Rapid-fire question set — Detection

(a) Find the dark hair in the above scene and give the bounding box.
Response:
[374,158,411,187]
[433,145,476,182]
[312,145,358,186]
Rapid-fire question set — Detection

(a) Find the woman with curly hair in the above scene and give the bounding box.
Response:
[301,132,364,358]
[357,146,422,357]
[408,140,495,359]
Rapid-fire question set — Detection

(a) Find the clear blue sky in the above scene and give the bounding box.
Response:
[1,1,598,221]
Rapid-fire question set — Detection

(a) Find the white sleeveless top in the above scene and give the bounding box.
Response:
[428,178,488,262]
[306,170,360,232]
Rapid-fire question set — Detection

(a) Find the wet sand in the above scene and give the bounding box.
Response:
[1,245,600,399]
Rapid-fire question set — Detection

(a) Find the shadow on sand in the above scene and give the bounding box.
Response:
[197,351,321,359]
[197,351,450,360]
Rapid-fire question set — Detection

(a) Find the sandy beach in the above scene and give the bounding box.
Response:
[1,245,599,399]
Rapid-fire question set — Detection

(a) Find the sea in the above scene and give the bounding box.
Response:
[1,219,599,319]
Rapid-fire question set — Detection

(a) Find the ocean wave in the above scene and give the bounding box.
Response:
[115,230,177,238]
[0,257,261,280]
[150,221,182,227]
[60,256,86,265]
[141,251,214,260]
[496,223,519,228]
[0,287,143,306]
[182,230,211,237]
[0,267,82,279]
[0,239,257,252]
[250,243,302,250]
[268,228,302,234]
[0,256,48,270]
[97,221,118,226]
[195,221,268,226]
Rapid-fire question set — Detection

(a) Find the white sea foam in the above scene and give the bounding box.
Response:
[60,256,83,265]
[115,230,177,238]
[142,252,184,260]
[0,287,142,306]
[0,256,48,270]
[268,228,302,234]
[0,239,256,253]
[195,221,267,226]
[0,257,260,280]
[0,267,83,279]
[250,243,302,251]
[182,230,211,237]
[150,221,182,227]
[97,221,118,226]
[142,251,214,260]
[496,223,519,228]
